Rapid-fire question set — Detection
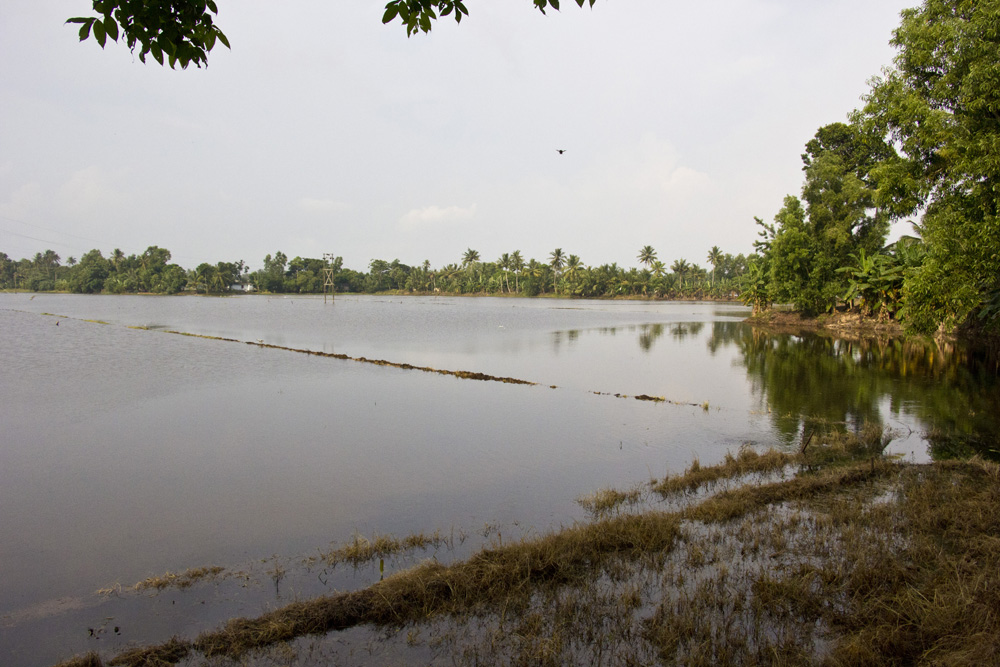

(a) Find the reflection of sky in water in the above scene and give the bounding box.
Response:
[1,294,995,665]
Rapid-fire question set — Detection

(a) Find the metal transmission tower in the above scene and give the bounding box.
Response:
[322,253,336,303]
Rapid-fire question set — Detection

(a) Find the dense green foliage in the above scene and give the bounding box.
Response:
[749,0,1000,335]
[0,247,231,295]
[68,1,229,69]
[0,245,749,300]
[858,0,1000,333]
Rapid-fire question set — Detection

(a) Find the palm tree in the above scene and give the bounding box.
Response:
[38,249,60,280]
[498,253,511,293]
[671,258,690,288]
[549,248,564,294]
[707,245,724,286]
[462,248,480,268]
[637,245,657,269]
[563,254,583,293]
[511,250,524,293]
[194,263,215,293]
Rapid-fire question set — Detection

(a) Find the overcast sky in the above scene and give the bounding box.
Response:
[1,1,916,272]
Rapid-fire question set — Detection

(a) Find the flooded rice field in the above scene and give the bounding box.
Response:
[1,294,996,666]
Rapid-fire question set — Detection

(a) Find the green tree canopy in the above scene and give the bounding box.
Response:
[68,1,230,69]
[757,123,895,315]
[855,0,1000,333]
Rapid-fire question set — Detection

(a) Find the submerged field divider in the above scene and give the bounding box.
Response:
[53,313,707,405]
[161,329,539,387]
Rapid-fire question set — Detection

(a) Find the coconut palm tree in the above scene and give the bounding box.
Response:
[707,245,724,286]
[671,258,690,288]
[498,253,511,293]
[637,245,657,269]
[549,248,564,294]
[563,254,583,293]
[462,248,480,268]
[510,250,524,293]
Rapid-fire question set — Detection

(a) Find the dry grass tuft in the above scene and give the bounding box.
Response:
[53,653,104,667]
[311,530,447,568]
[106,637,188,666]
[131,566,225,592]
[653,446,795,497]
[576,485,644,517]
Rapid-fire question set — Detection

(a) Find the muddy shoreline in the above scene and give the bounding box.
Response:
[745,309,905,337]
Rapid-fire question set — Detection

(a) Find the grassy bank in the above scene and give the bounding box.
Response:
[56,429,999,666]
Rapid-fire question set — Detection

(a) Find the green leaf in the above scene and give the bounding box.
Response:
[216,31,231,49]
[93,19,106,48]
[65,17,90,24]
[151,44,164,65]
[77,20,93,42]
[104,17,118,42]
[382,4,400,24]
[207,0,219,13]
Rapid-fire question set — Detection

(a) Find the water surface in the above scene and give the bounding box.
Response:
[1,294,995,666]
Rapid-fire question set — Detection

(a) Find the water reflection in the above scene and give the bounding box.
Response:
[553,322,707,353]
[719,322,1000,459]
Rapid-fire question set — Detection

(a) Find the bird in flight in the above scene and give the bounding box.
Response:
[556,149,566,154]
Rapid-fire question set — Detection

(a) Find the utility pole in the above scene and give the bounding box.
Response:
[322,253,336,304]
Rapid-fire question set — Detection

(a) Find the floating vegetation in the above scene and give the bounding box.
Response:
[594,390,709,407]
[309,530,450,569]
[576,485,645,517]
[652,447,794,497]
[130,566,225,592]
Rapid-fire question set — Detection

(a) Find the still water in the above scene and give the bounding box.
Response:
[1,294,996,666]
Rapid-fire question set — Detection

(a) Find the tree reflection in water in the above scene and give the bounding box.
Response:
[711,322,1000,460]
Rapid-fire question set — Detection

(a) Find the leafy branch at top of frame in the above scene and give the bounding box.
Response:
[67,1,229,70]
[67,1,601,69]
[382,0,599,36]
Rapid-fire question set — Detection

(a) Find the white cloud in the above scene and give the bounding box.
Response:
[398,204,477,231]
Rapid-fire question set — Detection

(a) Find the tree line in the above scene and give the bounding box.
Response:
[0,244,750,300]
[744,0,1000,336]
